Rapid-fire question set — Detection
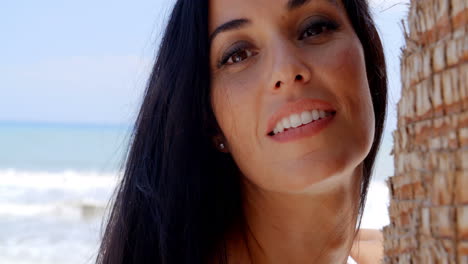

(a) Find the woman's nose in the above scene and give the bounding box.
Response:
[269,40,312,91]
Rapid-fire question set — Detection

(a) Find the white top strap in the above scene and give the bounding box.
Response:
[347,255,357,264]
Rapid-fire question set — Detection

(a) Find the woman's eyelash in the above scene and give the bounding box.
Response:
[299,19,340,40]
[218,44,254,67]
[219,46,243,67]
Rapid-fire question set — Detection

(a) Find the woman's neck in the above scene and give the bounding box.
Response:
[231,165,362,264]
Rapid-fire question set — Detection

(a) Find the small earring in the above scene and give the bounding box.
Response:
[219,143,225,150]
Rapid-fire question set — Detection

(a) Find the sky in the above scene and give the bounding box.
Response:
[0,0,409,128]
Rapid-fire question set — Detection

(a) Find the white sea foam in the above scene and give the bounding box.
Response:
[0,169,119,264]
[0,169,118,219]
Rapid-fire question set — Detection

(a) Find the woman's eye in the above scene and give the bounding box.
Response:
[220,48,256,67]
[299,20,339,40]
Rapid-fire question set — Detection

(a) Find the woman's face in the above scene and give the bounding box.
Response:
[209,0,375,193]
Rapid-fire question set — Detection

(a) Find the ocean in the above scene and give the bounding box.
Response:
[0,121,392,264]
[0,122,130,264]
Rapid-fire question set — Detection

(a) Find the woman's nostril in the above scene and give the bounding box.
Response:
[295,75,303,81]
[275,81,281,88]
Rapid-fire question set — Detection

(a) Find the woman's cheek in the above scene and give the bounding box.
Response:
[212,70,262,151]
[337,38,375,153]
[317,36,375,155]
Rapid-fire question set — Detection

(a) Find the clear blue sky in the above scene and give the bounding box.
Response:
[0,0,408,127]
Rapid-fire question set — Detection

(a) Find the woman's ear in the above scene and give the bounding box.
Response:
[212,134,229,153]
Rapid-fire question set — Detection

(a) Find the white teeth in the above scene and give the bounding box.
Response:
[290,114,302,128]
[300,111,313,125]
[271,109,334,135]
[319,110,326,118]
[281,117,291,129]
[275,122,284,133]
[311,109,319,121]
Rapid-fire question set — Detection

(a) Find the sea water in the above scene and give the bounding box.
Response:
[0,121,392,264]
[0,122,130,264]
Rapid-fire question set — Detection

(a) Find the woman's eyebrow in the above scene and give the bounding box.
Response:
[210,18,251,44]
[210,0,339,44]
[287,0,339,11]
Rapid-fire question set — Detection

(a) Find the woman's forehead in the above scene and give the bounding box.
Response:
[209,0,342,32]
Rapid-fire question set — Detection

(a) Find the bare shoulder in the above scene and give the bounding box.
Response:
[350,229,383,264]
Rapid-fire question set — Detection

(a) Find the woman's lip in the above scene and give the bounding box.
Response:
[265,98,336,135]
[268,112,336,142]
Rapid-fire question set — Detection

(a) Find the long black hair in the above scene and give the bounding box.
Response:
[96,0,387,263]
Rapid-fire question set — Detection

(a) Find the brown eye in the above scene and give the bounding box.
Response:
[299,19,340,41]
[302,25,327,38]
[226,49,254,65]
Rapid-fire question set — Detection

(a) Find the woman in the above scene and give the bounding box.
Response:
[96,0,387,263]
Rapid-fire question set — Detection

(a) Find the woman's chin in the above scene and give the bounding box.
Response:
[257,157,355,194]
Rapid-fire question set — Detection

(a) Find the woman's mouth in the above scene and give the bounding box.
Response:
[267,110,337,142]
